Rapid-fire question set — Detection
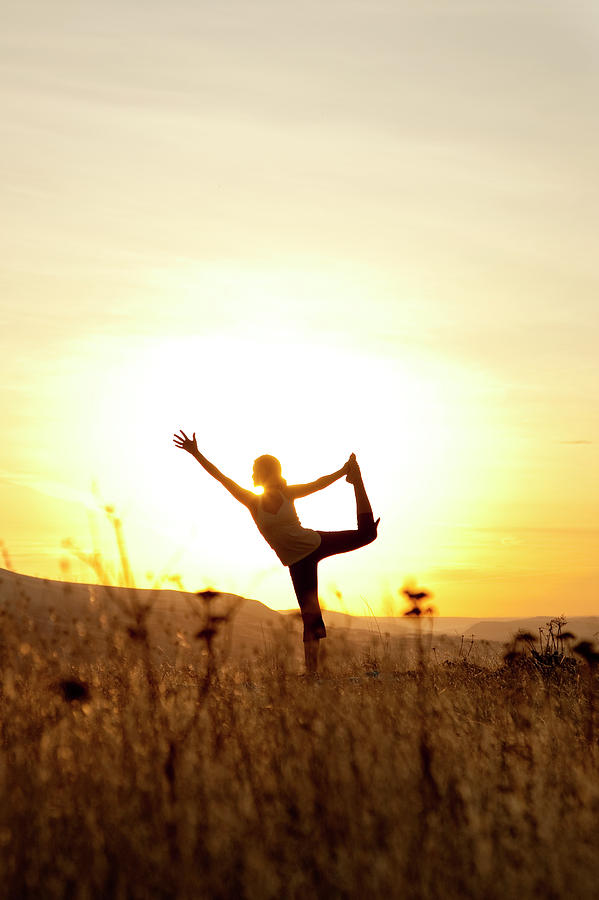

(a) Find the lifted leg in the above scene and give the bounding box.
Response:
[346,454,376,524]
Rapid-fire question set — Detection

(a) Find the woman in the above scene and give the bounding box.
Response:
[172,430,379,673]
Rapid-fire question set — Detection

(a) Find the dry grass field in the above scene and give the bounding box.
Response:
[1,568,599,899]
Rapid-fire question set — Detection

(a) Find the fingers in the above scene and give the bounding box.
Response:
[173,429,197,451]
[173,429,189,447]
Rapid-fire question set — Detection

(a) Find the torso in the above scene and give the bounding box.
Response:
[250,488,321,566]
[259,489,285,515]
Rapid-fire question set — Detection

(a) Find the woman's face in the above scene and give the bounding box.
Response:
[253,458,277,488]
[252,462,267,487]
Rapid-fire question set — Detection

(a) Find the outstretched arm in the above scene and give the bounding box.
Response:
[286,456,352,500]
[173,430,256,509]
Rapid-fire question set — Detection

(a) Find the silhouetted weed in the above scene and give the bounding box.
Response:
[56,678,90,703]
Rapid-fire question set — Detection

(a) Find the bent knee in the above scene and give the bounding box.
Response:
[364,528,378,545]
[359,524,379,546]
[359,515,380,546]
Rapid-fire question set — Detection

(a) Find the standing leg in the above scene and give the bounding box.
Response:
[304,640,320,675]
[289,553,326,675]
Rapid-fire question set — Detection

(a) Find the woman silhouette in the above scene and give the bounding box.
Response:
[173,431,379,673]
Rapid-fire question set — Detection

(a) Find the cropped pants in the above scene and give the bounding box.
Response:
[288,513,378,642]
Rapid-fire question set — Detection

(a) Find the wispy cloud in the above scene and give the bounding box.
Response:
[439,522,599,535]
[0,470,97,510]
[425,566,541,583]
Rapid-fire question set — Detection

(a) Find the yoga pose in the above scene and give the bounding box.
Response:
[172,431,379,673]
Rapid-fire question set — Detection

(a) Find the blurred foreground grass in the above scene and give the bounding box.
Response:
[1,577,599,900]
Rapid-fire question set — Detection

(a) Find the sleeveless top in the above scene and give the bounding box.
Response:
[252,491,321,566]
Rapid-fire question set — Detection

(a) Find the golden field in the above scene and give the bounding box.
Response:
[1,568,599,899]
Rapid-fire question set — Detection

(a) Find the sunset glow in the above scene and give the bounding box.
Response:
[2,0,597,617]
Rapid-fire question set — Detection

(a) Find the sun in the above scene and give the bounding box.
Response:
[47,323,484,609]
[88,329,450,493]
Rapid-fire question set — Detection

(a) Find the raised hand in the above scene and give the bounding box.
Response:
[173,429,198,455]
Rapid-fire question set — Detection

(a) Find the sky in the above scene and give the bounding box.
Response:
[2,0,598,617]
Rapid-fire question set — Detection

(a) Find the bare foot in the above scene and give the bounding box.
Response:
[346,454,361,484]
[345,453,356,482]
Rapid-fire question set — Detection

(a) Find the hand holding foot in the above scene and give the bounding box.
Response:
[344,453,354,477]
[345,453,361,484]
[347,455,380,533]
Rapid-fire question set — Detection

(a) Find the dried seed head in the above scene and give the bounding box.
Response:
[515,632,536,643]
[196,589,220,603]
[127,626,148,641]
[574,641,599,666]
[195,627,217,642]
[57,679,90,703]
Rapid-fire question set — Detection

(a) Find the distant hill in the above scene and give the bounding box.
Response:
[463,616,599,643]
[282,608,599,644]
[0,567,284,662]
[1,568,597,665]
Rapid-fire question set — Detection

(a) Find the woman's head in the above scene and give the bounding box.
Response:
[252,454,287,489]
